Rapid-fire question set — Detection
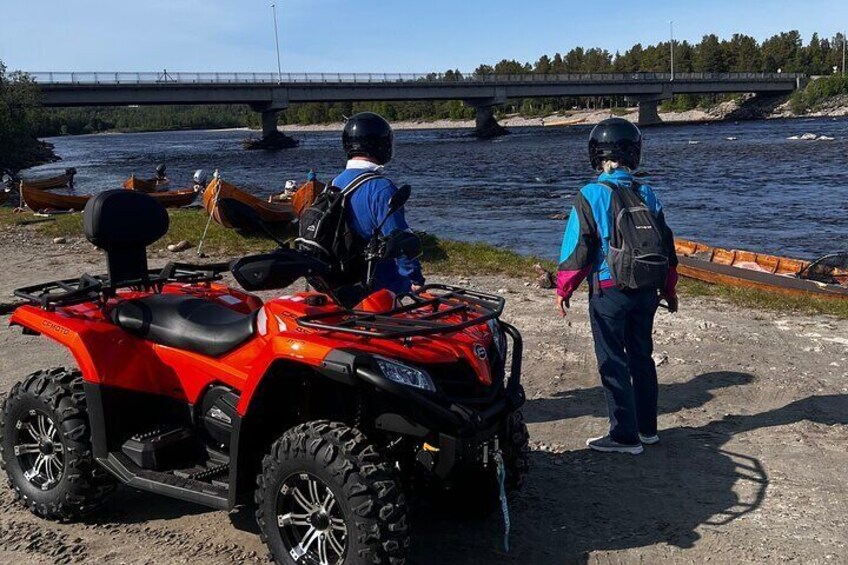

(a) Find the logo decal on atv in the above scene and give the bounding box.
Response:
[474,344,487,360]
[41,320,69,336]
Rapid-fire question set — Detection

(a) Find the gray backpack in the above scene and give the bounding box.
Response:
[600,180,669,291]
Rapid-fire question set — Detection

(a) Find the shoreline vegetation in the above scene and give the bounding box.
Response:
[0,207,845,319]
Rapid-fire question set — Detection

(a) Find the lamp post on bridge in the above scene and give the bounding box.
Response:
[669,20,675,82]
[271,3,283,83]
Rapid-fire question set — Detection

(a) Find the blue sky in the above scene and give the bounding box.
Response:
[1,0,846,73]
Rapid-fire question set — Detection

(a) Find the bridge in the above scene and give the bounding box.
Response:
[30,71,802,143]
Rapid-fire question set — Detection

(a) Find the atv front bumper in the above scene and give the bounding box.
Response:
[355,322,525,478]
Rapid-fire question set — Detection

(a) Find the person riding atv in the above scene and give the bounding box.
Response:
[1,187,528,564]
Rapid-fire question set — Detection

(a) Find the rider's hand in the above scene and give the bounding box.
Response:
[411,284,423,293]
[556,295,570,317]
[661,293,679,313]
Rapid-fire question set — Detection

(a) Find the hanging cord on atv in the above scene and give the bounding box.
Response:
[493,450,511,553]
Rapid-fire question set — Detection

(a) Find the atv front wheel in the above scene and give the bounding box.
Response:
[256,421,409,565]
[0,368,116,520]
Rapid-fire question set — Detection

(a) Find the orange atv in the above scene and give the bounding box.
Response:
[0,189,528,565]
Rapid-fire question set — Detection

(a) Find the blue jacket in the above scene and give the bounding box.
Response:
[557,169,677,297]
[333,167,425,294]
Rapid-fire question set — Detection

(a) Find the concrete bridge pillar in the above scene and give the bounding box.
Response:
[247,95,297,150]
[261,109,280,139]
[636,99,662,127]
[473,105,508,139]
[465,93,509,139]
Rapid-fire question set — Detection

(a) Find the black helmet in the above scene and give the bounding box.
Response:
[342,112,394,165]
[588,118,642,171]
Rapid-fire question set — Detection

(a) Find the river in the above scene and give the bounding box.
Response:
[22,117,848,260]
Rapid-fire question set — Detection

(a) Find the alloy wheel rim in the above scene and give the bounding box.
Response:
[14,409,65,491]
[276,472,348,565]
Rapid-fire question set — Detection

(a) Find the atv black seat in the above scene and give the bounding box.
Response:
[110,294,256,357]
[84,190,169,286]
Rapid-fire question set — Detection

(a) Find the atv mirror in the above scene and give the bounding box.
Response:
[387,185,411,216]
[375,184,412,234]
[383,231,422,260]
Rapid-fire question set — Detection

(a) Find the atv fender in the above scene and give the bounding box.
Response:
[237,337,359,416]
[9,305,100,381]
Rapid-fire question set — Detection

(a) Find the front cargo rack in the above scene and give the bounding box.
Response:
[13,262,230,310]
[296,284,504,339]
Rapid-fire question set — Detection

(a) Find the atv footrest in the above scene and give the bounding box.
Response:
[121,427,196,471]
[100,452,230,511]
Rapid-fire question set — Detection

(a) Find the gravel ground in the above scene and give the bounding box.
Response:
[0,227,846,565]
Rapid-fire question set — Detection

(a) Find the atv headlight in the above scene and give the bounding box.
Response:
[375,357,436,392]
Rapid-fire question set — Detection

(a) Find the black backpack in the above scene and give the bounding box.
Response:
[600,180,670,291]
[296,171,380,282]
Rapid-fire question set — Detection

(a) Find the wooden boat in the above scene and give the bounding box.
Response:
[21,183,89,212]
[123,175,170,193]
[20,169,76,190]
[123,185,198,208]
[22,183,197,213]
[203,178,294,227]
[146,188,198,208]
[675,239,848,300]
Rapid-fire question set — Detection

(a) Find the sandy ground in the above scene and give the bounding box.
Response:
[0,226,847,564]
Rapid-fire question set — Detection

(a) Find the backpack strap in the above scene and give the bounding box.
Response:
[340,171,381,198]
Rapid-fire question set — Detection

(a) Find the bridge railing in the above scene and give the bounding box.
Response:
[28,71,802,85]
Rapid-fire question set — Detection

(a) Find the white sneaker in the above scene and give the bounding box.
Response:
[639,433,660,445]
[586,435,644,455]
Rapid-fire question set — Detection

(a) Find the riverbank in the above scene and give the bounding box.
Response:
[0,207,847,564]
[274,104,751,133]
[1,207,846,319]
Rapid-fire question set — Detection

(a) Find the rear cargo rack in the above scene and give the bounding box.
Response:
[296,284,504,339]
[13,262,230,310]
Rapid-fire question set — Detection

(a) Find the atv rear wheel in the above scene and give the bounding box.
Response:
[256,421,409,565]
[0,368,116,520]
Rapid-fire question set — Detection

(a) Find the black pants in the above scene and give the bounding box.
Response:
[588,286,660,445]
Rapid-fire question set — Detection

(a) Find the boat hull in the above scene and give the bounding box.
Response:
[21,184,90,212]
[20,173,74,190]
[123,176,170,193]
[203,179,294,227]
[675,239,848,300]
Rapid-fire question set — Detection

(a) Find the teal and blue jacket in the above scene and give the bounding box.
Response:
[557,169,678,298]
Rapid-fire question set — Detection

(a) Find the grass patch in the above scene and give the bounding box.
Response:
[2,207,845,318]
[420,233,552,278]
[676,277,848,319]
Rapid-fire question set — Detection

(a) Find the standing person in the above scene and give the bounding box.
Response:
[333,112,425,295]
[556,118,678,455]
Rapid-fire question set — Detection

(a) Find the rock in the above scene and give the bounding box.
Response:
[52,237,66,244]
[496,288,508,294]
[533,263,555,289]
[167,240,192,253]
[652,352,669,367]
